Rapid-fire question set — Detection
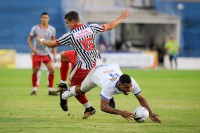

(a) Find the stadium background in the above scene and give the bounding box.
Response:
[0,0,200,69]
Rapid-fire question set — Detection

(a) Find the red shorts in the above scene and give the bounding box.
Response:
[64,50,95,86]
[32,55,52,68]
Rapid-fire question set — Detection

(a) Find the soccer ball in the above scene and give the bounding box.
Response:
[133,107,149,123]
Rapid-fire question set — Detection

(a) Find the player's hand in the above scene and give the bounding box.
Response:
[149,113,161,123]
[53,55,57,62]
[120,110,134,121]
[119,9,131,20]
[32,48,39,55]
[37,36,45,44]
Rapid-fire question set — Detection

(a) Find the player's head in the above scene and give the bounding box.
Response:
[64,11,80,30]
[40,12,49,25]
[169,36,174,40]
[118,74,132,95]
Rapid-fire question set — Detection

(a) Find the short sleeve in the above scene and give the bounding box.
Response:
[52,27,56,38]
[56,32,71,46]
[89,24,105,33]
[29,26,35,37]
[131,78,141,95]
[100,84,113,101]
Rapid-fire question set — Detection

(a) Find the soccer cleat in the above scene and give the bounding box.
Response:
[82,106,96,119]
[48,91,58,96]
[56,83,68,92]
[109,98,115,108]
[57,83,68,111]
[30,91,37,95]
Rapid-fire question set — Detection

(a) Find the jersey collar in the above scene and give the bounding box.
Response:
[73,24,83,29]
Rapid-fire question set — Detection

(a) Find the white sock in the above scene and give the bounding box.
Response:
[48,87,53,91]
[83,102,92,108]
[60,80,66,84]
[32,87,37,91]
[62,86,77,99]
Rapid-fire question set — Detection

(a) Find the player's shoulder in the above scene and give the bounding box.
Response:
[48,25,56,30]
[31,24,39,30]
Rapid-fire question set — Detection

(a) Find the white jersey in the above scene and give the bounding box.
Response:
[92,63,141,101]
[29,24,56,55]
[56,24,104,70]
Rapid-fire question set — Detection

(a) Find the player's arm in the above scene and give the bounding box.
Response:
[100,97,134,121]
[37,36,58,48]
[27,36,38,55]
[135,93,161,123]
[51,36,57,62]
[103,9,131,31]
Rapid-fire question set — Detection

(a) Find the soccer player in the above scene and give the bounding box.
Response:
[60,63,161,122]
[27,12,57,95]
[165,37,180,69]
[37,10,131,118]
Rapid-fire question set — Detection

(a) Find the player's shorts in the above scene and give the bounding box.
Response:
[169,54,177,61]
[63,50,96,86]
[32,55,52,68]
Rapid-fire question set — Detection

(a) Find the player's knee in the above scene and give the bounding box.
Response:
[33,67,40,74]
[61,52,69,62]
[49,68,54,74]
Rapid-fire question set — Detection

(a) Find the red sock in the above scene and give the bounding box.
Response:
[60,60,70,81]
[48,74,54,87]
[32,74,37,87]
[75,94,88,104]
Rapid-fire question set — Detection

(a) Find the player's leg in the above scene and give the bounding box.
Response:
[62,68,96,98]
[174,55,178,69]
[70,67,97,119]
[36,68,42,87]
[58,50,95,114]
[31,55,41,95]
[57,50,76,111]
[169,55,173,69]
[43,55,56,95]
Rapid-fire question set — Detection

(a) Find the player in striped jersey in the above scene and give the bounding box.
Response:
[38,10,131,118]
[28,12,57,96]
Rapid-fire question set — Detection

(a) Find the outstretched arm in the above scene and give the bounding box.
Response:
[136,93,161,123]
[37,36,58,48]
[104,9,131,31]
[100,97,134,121]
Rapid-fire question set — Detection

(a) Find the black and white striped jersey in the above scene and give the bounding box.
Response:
[56,24,105,70]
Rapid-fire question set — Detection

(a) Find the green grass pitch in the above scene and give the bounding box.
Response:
[0,68,200,133]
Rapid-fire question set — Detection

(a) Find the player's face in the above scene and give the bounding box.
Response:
[118,82,132,95]
[41,15,49,25]
[65,19,75,30]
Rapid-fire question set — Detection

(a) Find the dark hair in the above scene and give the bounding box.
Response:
[40,12,49,17]
[119,74,131,84]
[64,11,79,22]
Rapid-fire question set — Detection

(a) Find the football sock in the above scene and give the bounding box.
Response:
[60,60,69,81]
[48,87,53,91]
[32,73,37,87]
[60,80,66,84]
[32,87,37,91]
[48,73,54,87]
[62,86,77,99]
[83,102,92,108]
[75,94,89,105]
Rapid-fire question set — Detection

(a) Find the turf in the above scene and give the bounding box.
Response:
[0,68,200,133]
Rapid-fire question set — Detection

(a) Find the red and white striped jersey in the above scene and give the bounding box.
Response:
[56,24,105,70]
[30,24,56,55]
